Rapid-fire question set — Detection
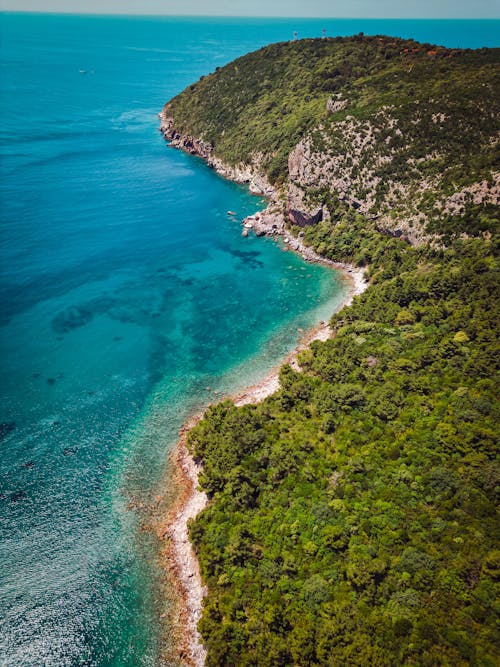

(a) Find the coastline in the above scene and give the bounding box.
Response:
[160,263,367,667]
[158,111,368,666]
[159,416,207,667]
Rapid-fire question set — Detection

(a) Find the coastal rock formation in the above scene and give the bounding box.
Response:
[161,100,499,246]
[159,114,213,159]
[287,141,329,227]
[160,115,276,198]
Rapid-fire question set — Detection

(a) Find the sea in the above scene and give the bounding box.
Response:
[0,13,498,667]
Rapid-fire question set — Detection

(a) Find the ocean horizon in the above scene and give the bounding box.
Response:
[0,13,498,665]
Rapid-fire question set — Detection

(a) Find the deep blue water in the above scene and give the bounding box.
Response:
[0,13,498,667]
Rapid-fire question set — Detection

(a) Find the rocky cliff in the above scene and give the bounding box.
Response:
[160,113,276,198]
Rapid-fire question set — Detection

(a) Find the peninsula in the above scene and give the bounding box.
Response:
[160,35,499,666]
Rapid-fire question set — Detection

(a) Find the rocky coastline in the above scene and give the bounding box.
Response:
[159,111,367,277]
[161,266,366,667]
[159,111,277,199]
[158,110,368,666]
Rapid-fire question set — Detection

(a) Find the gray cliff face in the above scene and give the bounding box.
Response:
[159,112,326,239]
[287,142,328,227]
[284,103,500,245]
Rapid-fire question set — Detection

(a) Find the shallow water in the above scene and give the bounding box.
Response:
[0,13,498,666]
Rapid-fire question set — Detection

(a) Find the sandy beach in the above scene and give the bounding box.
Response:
[161,257,368,666]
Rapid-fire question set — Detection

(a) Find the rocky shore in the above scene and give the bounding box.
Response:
[162,263,366,666]
[161,418,207,667]
[159,111,277,199]
[159,110,367,282]
[240,202,368,297]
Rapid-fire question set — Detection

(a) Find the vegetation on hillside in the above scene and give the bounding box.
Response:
[165,36,499,235]
[164,36,500,665]
[188,231,499,666]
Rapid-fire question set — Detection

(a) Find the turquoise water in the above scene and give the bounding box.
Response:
[0,13,498,667]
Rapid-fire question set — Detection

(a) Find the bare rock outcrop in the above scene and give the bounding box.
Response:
[160,113,276,198]
[287,140,329,226]
[439,173,500,216]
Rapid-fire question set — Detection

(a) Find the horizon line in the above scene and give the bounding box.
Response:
[1,11,499,20]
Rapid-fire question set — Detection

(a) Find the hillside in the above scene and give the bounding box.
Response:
[161,37,500,666]
[162,35,499,244]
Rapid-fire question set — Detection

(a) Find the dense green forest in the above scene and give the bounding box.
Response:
[165,36,499,666]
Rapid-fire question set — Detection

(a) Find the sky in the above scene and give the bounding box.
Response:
[1,0,499,18]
